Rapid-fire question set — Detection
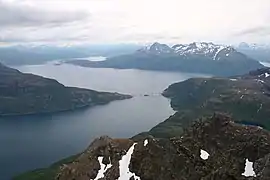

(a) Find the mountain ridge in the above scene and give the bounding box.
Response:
[147,67,270,138]
[140,42,236,61]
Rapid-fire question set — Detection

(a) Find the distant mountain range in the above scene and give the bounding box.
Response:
[67,42,264,76]
[236,42,270,62]
[0,63,131,116]
[0,44,141,65]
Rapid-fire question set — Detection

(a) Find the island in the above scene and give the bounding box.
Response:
[0,63,131,116]
[66,42,264,77]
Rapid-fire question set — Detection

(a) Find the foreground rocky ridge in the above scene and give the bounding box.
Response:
[0,63,131,116]
[38,114,270,180]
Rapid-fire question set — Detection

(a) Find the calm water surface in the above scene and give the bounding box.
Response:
[0,63,209,179]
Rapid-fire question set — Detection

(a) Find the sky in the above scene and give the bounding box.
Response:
[0,0,270,45]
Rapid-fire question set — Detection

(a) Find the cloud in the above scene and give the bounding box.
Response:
[0,0,89,28]
[0,0,270,44]
[233,26,270,37]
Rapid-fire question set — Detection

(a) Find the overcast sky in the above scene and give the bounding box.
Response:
[0,0,270,45]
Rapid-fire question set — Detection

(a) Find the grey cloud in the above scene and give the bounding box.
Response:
[0,1,90,28]
[233,26,270,36]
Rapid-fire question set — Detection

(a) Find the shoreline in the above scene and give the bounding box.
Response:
[0,96,132,118]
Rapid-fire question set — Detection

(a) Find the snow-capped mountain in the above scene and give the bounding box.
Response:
[140,42,241,61]
[68,41,264,76]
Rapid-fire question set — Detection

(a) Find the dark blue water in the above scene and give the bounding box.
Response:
[1,63,209,179]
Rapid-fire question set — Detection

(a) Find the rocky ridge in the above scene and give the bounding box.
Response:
[55,114,270,180]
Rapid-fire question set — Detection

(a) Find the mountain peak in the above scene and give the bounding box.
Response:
[141,42,173,54]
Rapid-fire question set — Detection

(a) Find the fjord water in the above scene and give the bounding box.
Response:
[0,62,209,179]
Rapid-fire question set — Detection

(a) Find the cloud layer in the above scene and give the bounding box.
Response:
[0,0,270,44]
[0,1,88,27]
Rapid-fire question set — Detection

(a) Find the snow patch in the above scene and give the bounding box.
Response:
[257,79,265,83]
[118,143,141,180]
[200,149,210,160]
[91,156,112,180]
[265,73,270,78]
[240,95,244,99]
[144,139,148,147]
[213,46,225,60]
[230,79,237,81]
[242,159,256,177]
[257,104,263,113]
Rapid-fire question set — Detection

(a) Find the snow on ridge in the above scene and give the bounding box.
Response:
[242,159,256,177]
[256,79,265,83]
[200,149,210,160]
[144,139,148,147]
[118,143,141,180]
[91,156,112,180]
[213,46,226,60]
[258,72,270,78]
[173,42,229,58]
[141,42,237,60]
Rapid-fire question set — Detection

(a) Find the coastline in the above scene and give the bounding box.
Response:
[0,95,132,118]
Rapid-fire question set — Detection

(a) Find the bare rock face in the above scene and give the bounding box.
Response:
[56,114,270,180]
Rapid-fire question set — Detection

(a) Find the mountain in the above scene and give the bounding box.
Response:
[148,67,270,138]
[14,114,270,180]
[66,42,264,76]
[236,42,270,62]
[0,63,131,116]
